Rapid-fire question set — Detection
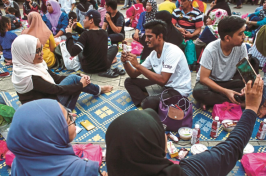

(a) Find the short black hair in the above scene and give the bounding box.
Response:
[7,7,16,14]
[68,11,77,20]
[106,0,117,10]
[218,16,246,40]
[88,16,101,27]
[143,20,167,40]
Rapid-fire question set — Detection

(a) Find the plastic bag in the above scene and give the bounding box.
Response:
[185,40,197,65]
[0,104,15,124]
[72,144,102,166]
[241,153,266,176]
[5,150,15,167]
[131,41,143,56]
[0,140,8,161]
[212,102,242,121]
[60,42,81,71]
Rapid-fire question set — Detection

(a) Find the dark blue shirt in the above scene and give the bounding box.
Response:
[42,12,69,34]
[0,31,17,59]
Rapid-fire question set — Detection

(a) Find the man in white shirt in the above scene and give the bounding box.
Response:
[122,20,191,111]
[58,0,76,14]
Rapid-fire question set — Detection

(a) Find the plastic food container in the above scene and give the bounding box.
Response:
[178,127,192,140]
[191,144,208,155]
[222,120,236,132]
[243,143,254,155]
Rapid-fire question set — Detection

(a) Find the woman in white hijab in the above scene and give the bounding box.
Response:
[12,35,113,110]
[3,0,21,18]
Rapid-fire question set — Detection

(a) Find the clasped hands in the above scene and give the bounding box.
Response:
[80,74,91,88]
[121,51,139,68]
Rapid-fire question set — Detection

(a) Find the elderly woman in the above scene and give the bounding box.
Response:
[7,99,107,176]
[11,35,113,110]
[106,76,264,176]
[22,12,56,68]
[2,0,21,18]
[42,0,68,38]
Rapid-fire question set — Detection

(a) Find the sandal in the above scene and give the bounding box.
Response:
[120,7,127,10]
[4,59,12,66]
[98,69,119,78]
[112,67,126,75]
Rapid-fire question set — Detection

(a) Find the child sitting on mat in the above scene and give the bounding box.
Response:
[0,16,17,66]
[5,7,21,30]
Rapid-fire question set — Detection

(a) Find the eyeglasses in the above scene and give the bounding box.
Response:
[36,45,43,56]
[65,107,76,127]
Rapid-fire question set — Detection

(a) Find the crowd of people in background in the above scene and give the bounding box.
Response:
[1,0,266,175]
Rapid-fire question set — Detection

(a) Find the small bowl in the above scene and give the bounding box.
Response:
[222,120,235,132]
[178,127,192,140]
[243,143,254,155]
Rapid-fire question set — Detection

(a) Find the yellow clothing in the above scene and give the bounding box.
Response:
[75,22,83,36]
[76,22,83,28]
[158,1,176,14]
[43,34,56,68]
[192,1,207,13]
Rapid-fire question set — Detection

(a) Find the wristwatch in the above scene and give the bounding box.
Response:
[249,21,251,25]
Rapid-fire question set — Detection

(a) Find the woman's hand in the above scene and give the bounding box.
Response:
[133,32,139,41]
[210,1,216,8]
[245,75,264,113]
[80,77,89,88]
[102,171,108,176]
[80,74,91,84]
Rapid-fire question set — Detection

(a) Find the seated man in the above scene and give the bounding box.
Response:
[102,0,125,45]
[58,0,75,14]
[193,16,248,110]
[123,20,192,112]
[158,0,176,14]
[172,0,203,40]
[65,10,118,75]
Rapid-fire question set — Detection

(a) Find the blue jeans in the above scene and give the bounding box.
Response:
[57,75,100,110]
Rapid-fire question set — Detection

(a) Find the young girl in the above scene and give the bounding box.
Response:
[23,0,40,20]
[0,16,17,65]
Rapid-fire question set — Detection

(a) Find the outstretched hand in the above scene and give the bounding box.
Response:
[245,75,264,113]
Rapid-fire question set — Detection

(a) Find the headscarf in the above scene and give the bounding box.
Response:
[106,109,184,176]
[145,0,157,23]
[208,9,228,38]
[7,99,99,176]
[256,25,266,57]
[3,0,14,8]
[45,0,62,35]
[11,35,55,94]
[207,0,231,17]
[77,0,92,12]
[22,12,52,45]
[258,9,266,20]
[155,11,184,47]
[23,0,31,14]
[41,0,47,14]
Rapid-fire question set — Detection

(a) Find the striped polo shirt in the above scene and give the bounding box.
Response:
[172,6,203,33]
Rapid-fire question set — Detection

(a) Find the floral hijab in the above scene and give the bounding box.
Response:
[145,0,157,23]
[208,9,228,38]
